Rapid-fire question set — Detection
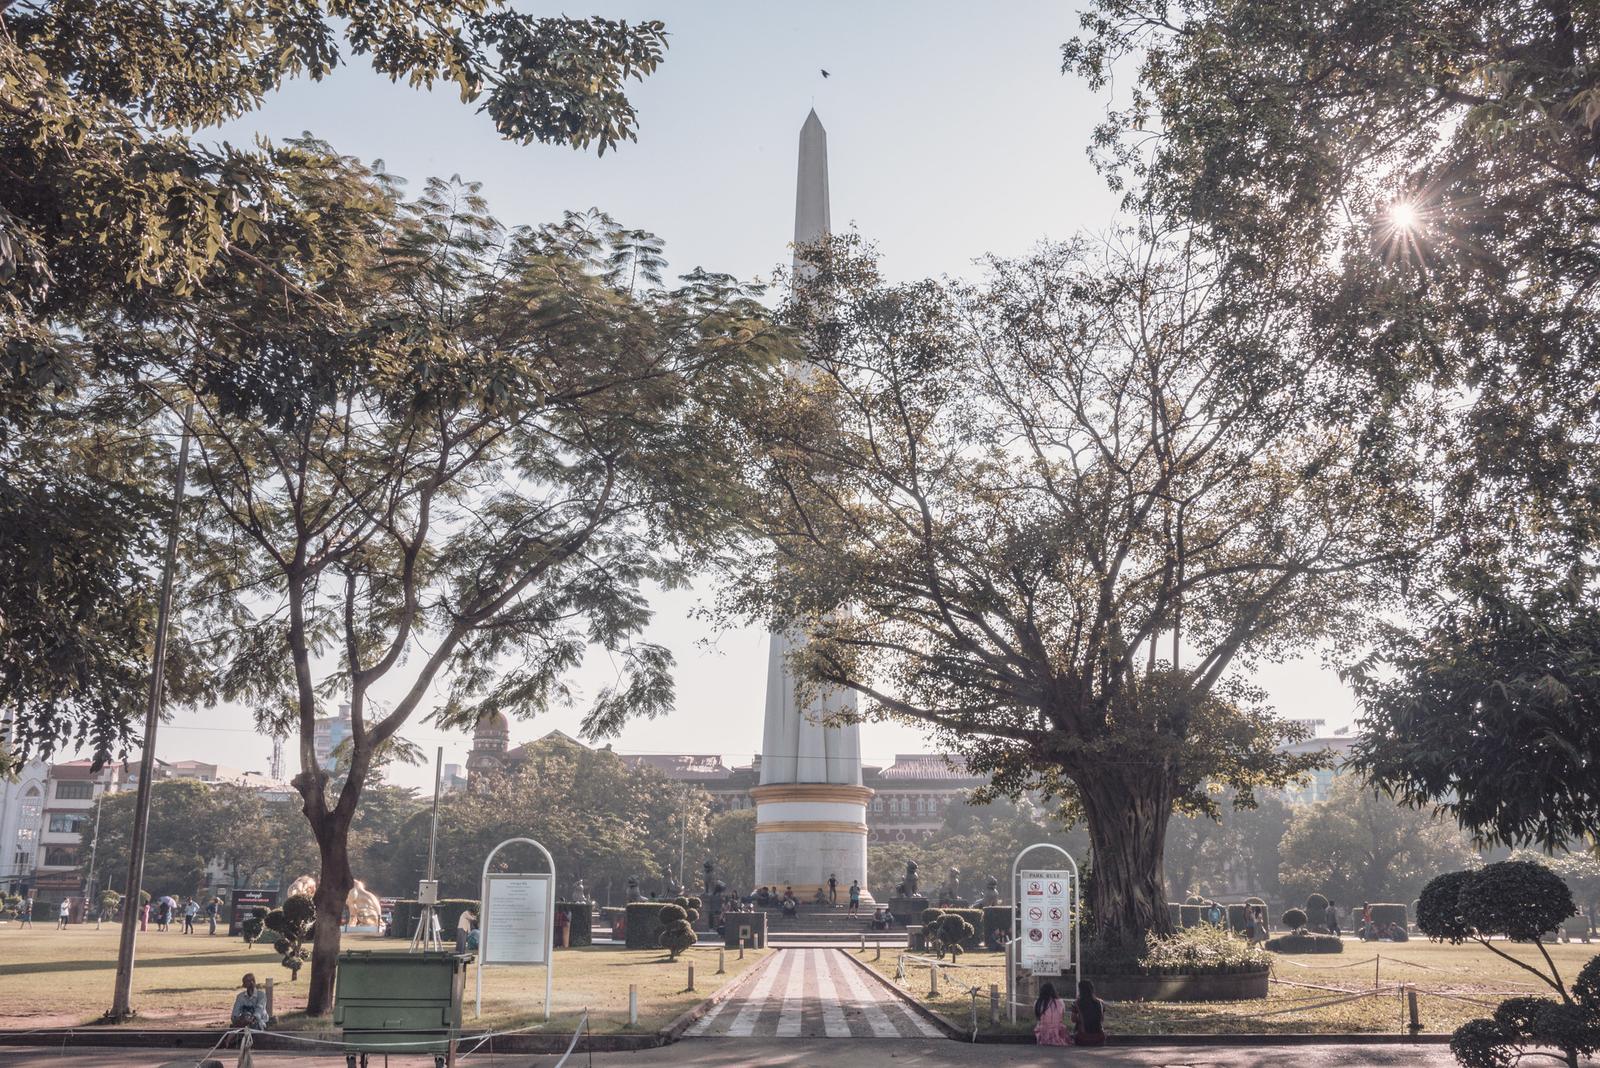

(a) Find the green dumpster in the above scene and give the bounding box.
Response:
[334,950,472,1068]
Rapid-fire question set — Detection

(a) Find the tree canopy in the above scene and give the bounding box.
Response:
[1277,774,1476,907]
[1063,0,1600,849]
[0,1,668,770]
[726,229,1415,940]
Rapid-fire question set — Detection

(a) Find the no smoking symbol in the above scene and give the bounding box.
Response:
[1028,907,1042,921]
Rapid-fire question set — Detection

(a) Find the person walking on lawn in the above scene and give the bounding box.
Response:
[57,898,70,929]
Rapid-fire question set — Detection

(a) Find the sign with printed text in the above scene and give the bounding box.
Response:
[481,873,552,965]
[1019,869,1073,972]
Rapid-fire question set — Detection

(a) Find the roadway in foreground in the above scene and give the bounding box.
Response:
[0,1041,1468,1068]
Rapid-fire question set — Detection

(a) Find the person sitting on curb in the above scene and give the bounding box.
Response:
[232,973,272,1031]
[1071,979,1107,1046]
[1034,982,1068,1045]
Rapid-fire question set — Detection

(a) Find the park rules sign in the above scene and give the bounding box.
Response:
[1019,869,1073,972]
[481,873,553,965]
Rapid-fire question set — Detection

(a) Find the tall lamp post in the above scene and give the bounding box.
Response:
[107,400,193,1020]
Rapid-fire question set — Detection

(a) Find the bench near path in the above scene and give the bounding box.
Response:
[686,947,943,1039]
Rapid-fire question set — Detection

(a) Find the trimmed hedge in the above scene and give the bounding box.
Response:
[557,902,592,947]
[1179,904,1204,927]
[1265,931,1344,954]
[1367,902,1408,930]
[1282,907,1307,930]
[983,906,1013,948]
[1167,902,1182,930]
[1226,903,1251,933]
[625,902,672,949]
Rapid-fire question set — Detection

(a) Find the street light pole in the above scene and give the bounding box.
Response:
[108,401,193,1020]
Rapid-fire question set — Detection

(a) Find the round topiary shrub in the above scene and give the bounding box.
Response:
[1493,996,1559,1037]
[933,913,975,962]
[921,907,945,927]
[656,903,696,960]
[1461,861,1575,943]
[1418,869,1477,943]
[1282,907,1307,930]
[1450,1018,1516,1068]
[1573,956,1600,1012]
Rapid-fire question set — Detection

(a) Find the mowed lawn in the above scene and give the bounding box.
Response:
[860,937,1600,1035]
[0,924,767,1034]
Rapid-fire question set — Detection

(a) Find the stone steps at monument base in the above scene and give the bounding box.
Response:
[767,931,909,946]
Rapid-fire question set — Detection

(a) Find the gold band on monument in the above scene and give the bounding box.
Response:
[752,819,868,835]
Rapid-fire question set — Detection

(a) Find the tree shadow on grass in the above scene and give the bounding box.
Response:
[3,950,279,975]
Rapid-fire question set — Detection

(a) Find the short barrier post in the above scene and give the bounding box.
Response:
[264,978,274,1020]
[628,984,638,1026]
[1407,986,1421,1037]
[717,948,726,975]
[989,984,999,1026]
[859,933,865,950]
[875,941,882,961]
[929,961,940,997]
[687,962,696,992]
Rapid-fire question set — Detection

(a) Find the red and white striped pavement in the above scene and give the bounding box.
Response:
[687,948,944,1039]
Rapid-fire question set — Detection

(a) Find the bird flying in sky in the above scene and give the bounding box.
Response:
[820,69,830,78]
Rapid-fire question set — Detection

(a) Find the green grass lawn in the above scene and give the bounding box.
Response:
[0,923,767,1035]
[858,938,1600,1035]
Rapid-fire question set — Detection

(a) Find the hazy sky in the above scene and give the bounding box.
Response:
[125,1,1358,791]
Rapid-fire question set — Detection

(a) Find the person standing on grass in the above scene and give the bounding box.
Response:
[1033,981,1068,1046]
[848,880,862,917]
[456,909,476,954]
[1325,899,1342,938]
[206,897,220,935]
[57,898,70,929]
[183,897,199,934]
[18,895,31,928]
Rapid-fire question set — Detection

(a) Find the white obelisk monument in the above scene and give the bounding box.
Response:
[750,110,874,905]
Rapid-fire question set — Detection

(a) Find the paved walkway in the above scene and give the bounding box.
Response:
[686,947,944,1039]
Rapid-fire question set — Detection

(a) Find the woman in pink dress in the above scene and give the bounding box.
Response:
[1034,982,1069,1045]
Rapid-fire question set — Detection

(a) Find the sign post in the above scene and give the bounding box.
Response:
[1009,843,1080,1023]
[476,838,556,1020]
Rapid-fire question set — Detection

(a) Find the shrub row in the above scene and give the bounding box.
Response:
[1265,931,1344,954]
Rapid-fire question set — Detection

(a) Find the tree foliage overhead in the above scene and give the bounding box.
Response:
[0,1,668,771]
[728,229,1419,940]
[1062,1,1600,849]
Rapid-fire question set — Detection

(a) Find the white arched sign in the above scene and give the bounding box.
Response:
[1009,842,1081,1023]
[476,837,556,1020]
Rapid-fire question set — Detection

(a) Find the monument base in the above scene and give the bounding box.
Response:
[751,782,876,907]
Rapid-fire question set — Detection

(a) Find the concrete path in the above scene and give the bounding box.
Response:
[686,947,943,1039]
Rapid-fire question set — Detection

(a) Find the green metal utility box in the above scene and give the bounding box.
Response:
[334,950,471,1068]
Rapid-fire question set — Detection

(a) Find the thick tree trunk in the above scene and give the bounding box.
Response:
[305,815,353,1016]
[1078,767,1176,943]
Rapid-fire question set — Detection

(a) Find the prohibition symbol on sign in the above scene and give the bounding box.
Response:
[1048,881,1063,895]
[1028,928,1043,942]
[1049,907,1063,921]
[1028,907,1042,921]
[1049,929,1064,943]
